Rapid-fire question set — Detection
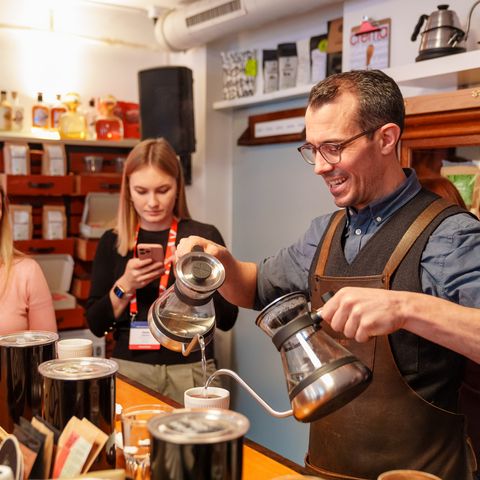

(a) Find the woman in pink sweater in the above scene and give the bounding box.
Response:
[0,186,56,334]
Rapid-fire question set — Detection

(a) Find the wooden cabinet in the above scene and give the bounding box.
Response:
[0,133,136,331]
[401,87,480,216]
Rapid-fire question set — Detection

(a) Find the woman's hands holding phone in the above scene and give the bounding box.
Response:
[118,256,166,294]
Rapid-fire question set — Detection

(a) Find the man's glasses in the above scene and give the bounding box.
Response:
[297,126,381,166]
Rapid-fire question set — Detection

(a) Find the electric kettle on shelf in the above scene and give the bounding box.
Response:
[411,3,480,62]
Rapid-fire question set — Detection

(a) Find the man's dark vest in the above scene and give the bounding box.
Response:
[305,189,475,480]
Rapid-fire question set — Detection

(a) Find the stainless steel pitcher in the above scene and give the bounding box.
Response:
[207,291,372,423]
[147,246,225,356]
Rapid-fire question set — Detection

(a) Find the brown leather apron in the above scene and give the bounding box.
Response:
[305,200,476,480]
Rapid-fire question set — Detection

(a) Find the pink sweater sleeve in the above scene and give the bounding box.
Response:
[25,259,57,332]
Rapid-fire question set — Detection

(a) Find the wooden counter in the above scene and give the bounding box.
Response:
[116,374,310,480]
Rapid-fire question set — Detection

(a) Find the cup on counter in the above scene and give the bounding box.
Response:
[184,386,230,409]
[57,338,93,359]
[377,470,443,480]
[84,155,103,173]
[121,403,174,480]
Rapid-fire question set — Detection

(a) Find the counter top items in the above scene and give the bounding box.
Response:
[183,386,230,409]
[38,357,118,471]
[0,436,22,480]
[148,408,249,480]
[0,331,58,433]
[116,376,310,479]
[120,403,173,479]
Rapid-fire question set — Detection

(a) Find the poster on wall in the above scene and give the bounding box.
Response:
[349,18,391,71]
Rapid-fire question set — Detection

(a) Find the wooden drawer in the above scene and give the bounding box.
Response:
[56,306,87,330]
[75,237,99,261]
[15,238,75,255]
[0,173,75,195]
[75,173,121,194]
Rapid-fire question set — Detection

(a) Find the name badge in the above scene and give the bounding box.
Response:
[129,321,160,350]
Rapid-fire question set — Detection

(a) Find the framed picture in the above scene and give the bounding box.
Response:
[349,18,391,71]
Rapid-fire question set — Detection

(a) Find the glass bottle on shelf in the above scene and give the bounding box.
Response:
[32,92,49,130]
[0,90,12,131]
[85,97,98,140]
[50,94,67,131]
[95,95,124,140]
[11,91,24,132]
[59,92,87,140]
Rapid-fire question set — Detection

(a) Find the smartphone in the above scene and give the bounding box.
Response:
[137,243,164,262]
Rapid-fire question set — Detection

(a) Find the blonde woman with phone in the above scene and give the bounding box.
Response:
[86,138,238,403]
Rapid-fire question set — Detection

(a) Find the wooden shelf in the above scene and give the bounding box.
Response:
[0,130,138,148]
[213,49,480,111]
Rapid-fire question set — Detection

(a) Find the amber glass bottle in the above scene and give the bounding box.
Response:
[32,92,49,130]
[0,90,12,131]
[95,95,124,140]
[50,94,67,131]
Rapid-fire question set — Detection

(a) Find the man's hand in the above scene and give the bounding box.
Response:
[321,287,407,342]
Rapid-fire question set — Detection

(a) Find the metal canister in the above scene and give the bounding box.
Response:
[0,330,58,432]
[38,357,118,470]
[148,408,249,480]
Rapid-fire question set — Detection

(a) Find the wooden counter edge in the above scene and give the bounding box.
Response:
[116,373,312,477]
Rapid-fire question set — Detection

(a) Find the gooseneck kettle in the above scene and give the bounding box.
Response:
[207,291,372,423]
[147,246,225,356]
[411,3,480,62]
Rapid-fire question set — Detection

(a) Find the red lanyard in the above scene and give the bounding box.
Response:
[129,217,178,319]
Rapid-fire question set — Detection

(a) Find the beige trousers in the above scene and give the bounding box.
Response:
[112,357,222,405]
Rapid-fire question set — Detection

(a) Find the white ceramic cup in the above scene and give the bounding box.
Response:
[377,470,442,480]
[184,386,230,409]
[57,338,93,359]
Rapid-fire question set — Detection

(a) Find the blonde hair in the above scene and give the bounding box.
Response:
[0,186,24,298]
[116,138,191,256]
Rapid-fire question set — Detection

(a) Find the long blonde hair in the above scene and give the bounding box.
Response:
[0,186,24,298]
[116,138,191,256]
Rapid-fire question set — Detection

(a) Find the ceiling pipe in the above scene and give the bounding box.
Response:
[154,0,338,51]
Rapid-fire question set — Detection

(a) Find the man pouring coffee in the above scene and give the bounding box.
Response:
[177,70,480,480]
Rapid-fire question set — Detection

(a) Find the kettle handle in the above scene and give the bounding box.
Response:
[464,0,480,42]
[411,14,428,41]
[206,368,293,418]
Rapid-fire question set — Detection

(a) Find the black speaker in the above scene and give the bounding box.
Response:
[138,66,195,183]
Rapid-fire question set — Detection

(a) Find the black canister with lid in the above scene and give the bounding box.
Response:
[148,408,249,480]
[0,330,58,432]
[38,357,118,470]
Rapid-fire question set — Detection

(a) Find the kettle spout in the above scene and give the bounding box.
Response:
[181,334,201,356]
[206,368,293,418]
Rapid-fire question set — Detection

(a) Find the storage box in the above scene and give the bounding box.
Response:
[79,192,119,239]
[33,253,76,310]
[58,328,106,358]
